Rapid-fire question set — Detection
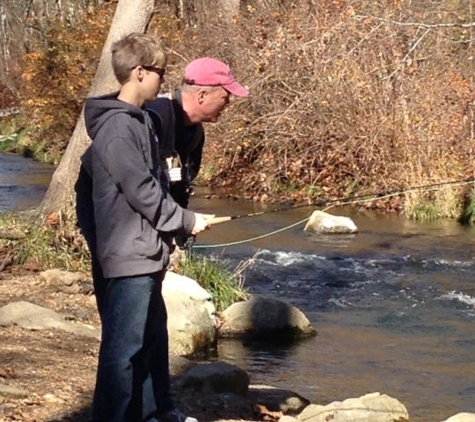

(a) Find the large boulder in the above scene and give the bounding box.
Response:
[282,392,409,422]
[3,271,218,357]
[163,271,217,357]
[174,363,310,420]
[0,301,100,339]
[177,361,250,396]
[219,296,316,341]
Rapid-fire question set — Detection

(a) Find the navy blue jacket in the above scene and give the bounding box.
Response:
[146,89,205,208]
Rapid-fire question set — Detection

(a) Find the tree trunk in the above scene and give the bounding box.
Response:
[37,0,156,216]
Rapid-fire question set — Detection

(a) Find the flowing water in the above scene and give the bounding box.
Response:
[0,153,54,212]
[1,155,474,422]
[191,193,475,422]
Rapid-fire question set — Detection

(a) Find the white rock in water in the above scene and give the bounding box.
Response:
[441,413,475,422]
[304,210,358,234]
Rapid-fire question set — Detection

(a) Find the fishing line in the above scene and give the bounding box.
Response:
[193,178,475,249]
[193,217,310,249]
[321,178,475,211]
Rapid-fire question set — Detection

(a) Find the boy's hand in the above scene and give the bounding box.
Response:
[191,213,215,235]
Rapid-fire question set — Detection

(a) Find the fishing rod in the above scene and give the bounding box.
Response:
[206,177,475,226]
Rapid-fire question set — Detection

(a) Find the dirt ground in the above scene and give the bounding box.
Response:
[0,271,260,422]
[0,270,101,422]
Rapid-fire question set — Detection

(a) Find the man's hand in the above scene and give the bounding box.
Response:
[191,213,215,235]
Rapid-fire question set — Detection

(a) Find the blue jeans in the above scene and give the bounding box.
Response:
[92,272,175,422]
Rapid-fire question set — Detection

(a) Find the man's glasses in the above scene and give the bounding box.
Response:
[142,66,165,78]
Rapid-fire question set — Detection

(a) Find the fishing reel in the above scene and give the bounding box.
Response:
[164,154,184,183]
[175,234,196,250]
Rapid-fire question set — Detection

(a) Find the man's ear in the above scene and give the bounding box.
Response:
[197,89,207,105]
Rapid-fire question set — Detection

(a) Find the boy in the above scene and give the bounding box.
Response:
[76,32,211,422]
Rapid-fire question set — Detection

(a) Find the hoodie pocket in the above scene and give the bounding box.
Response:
[133,221,163,258]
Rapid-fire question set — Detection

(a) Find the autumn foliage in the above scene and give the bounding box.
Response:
[14,0,475,218]
[18,4,114,163]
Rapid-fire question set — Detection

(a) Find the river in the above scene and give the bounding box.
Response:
[1,154,474,422]
[0,153,55,212]
[191,192,475,422]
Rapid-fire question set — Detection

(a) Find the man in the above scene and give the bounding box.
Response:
[75,32,212,422]
[146,57,249,209]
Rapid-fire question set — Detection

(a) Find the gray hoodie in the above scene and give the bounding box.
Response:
[81,92,195,278]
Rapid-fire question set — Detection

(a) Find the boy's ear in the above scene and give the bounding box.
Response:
[136,67,144,82]
[129,66,143,82]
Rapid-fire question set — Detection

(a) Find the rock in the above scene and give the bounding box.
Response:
[297,392,409,422]
[169,354,197,378]
[0,301,100,339]
[249,384,310,415]
[178,361,250,396]
[0,384,28,399]
[163,271,217,357]
[186,392,254,420]
[304,210,358,234]
[40,269,89,294]
[219,296,316,341]
[442,414,475,422]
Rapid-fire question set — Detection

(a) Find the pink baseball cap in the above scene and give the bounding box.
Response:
[183,57,249,97]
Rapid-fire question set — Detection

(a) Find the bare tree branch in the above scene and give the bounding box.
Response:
[354,14,475,29]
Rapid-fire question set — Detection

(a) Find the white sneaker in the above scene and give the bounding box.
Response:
[158,409,198,422]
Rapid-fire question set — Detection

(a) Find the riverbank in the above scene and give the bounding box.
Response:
[1,271,252,422]
[1,168,474,422]
[0,271,98,422]
[1,263,474,422]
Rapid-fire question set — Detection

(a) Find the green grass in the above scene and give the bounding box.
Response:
[195,162,219,182]
[0,120,38,157]
[0,133,19,152]
[176,252,250,311]
[405,200,439,221]
[1,210,250,312]
[0,211,90,272]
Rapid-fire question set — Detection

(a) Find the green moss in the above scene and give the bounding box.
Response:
[459,197,475,225]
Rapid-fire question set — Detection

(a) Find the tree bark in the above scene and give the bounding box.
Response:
[37,0,156,216]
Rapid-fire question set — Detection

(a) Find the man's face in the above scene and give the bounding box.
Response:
[199,86,230,123]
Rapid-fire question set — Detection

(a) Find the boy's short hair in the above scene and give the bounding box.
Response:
[111,32,167,84]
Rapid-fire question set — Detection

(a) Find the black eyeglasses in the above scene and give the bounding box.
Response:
[142,66,165,78]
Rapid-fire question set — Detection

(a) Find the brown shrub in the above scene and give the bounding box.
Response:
[17,3,114,163]
[156,0,474,216]
[11,0,475,218]
[0,81,18,109]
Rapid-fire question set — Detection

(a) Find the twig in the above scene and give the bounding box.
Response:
[0,252,13,272]
[353,15,475,29]
[383,28,432,80]
[0,230,26,240]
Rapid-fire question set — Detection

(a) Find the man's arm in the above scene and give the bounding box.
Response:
[187,130,205,182]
